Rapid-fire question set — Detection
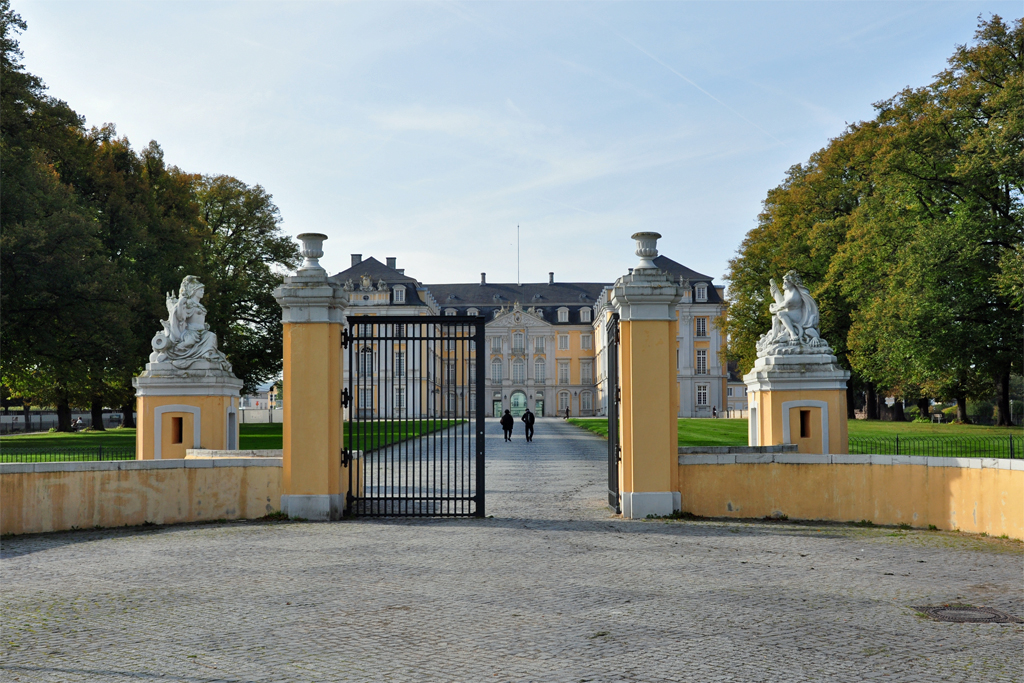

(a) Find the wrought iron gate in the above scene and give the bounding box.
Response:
[343,316,485,517]
[606,313,621,513]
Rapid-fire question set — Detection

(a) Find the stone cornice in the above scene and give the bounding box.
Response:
[610,268,684,322]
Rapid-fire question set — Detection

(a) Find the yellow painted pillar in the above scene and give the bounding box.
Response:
[742,271,850,455]
[610,232,684,519]
[273,233,348,520]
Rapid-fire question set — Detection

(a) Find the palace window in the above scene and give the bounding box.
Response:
[534,358,546,382]
[359,387,373,410]
[696,349,708,375]
[727,387,734,397]
[445,308,457,316]
[393,287,406,303]
[512,332,525,353]
[558,391,570,412]
[534,337,545,353]
[558,361,570,385]
[581,360,593,385]
[394,386,406,412]
[558,334,569,350]
[695,317,707,337]
[359,347,374,375]
[695,284,708,302]
[447,393,457,414]
[394,351,406,376]
[696,384,709,406]
[467,308,479,316]
[581,334,592,350]
[557,308,569,323]
[491,359,503,382]
[490,337,503,353]
[512,359,525,383]
[581,391,593,412]
[580,308,592,322]
[445,361,456,384]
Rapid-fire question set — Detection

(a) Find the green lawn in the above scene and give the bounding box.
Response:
[568,417,1022,456]
[1,420,467,462]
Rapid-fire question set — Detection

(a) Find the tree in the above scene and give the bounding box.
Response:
[192,175,299,393]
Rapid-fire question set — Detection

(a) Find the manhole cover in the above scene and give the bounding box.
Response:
[913,605,1023,624]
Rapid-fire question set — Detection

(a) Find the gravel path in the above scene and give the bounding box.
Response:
[2,418,1021,682]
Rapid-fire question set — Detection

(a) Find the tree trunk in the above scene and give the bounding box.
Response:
[994,372,1013,426]
[22,403,31,433]
[955,394,969,423]
[121,401,136,429]
[90,398,106,431]
[56,399,73,432]
[917,398,930,421]
[866,385,879,420]
[846,386,856,419]
[892,398,906,422]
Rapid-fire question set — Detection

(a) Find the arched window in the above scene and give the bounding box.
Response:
[534,358,546,382]
[359,347,374,375]
[557,308,569,322]
[512,359,525,383]
[491,359,503,382]
[558,391,570,412]
[581,391,593,413]
[580,308,591,322]
[467,308,479,316]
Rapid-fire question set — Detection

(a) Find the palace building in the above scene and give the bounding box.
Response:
[333,253,727,418]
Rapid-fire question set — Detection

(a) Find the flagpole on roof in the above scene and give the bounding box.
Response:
[517,224,520,286]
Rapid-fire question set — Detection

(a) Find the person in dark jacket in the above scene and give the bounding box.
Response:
[521,408,535,442]
[500,409,514,441]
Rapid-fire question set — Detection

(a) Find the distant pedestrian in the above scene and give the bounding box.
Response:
[500,409,514,442]
[521,408,535,442]
[564,406,570,420]
[712,406,718,419]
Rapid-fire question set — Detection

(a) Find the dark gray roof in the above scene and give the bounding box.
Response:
[330,257,429,306]
[652,256,724,304]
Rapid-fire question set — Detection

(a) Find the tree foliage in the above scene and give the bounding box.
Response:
[0,1,298,426]
[724,15,1023,424]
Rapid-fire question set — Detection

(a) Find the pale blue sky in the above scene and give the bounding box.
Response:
[17,1,1021,286]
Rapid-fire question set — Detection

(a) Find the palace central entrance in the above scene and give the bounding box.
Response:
[510,391,527,417]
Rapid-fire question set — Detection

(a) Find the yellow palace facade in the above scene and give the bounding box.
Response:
[334,253,727,418]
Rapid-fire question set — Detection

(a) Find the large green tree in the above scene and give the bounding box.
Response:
[724,15,1023,424]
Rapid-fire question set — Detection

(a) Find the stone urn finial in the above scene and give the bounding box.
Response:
[297,233,327,272]
[631,232,661,269]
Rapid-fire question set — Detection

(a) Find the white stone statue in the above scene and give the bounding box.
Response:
[342,278,355,292]
[756,270,828,356]
[376,278,389,292]
[359,275,374,292]
[149,276,233,373]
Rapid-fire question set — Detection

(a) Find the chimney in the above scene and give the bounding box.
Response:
[386,257,397,269]
[351,254,362,267]
[480,273,486,286]
[548,272,554,285]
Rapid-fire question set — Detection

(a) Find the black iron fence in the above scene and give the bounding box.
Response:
[0,447,136,464]
[849,435,1022,459]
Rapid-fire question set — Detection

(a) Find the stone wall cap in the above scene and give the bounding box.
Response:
[678,445,798,455]
[186,449,283,458]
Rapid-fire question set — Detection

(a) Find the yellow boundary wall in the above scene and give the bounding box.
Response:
[1,459,282,536]
[678,452,1024,540]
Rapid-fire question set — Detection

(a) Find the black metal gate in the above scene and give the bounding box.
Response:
[606,313,621,513]
[343,316,485,517]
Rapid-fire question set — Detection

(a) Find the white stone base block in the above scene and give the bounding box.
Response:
[280,494,343,521]
[622,492,678,519]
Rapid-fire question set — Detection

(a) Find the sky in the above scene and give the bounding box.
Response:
[16,1,1022,287]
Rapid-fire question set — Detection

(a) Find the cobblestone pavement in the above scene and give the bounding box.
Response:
[2,418,1022,682]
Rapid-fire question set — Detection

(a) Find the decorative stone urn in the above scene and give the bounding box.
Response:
[297,233,328,273]
[632,231,661,270]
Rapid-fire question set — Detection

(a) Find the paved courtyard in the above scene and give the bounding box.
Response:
[2,419,1022,682]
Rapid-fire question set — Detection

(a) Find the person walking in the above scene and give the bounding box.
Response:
[500,409,514,442]
[521,408,535,442]
[564,405,570,420]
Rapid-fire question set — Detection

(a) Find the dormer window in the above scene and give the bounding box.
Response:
[445,308,457,316]
[557,307,569,323]
[580,308,592,323]
[467,308,479,316]
[695,283,708,302]
[393,286,406,304]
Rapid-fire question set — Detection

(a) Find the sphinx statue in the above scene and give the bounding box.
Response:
[756,270,829,356]
[148,275,233,373]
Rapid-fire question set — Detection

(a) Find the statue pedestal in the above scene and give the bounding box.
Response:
[133,370,243,460]
[743,350,850,455]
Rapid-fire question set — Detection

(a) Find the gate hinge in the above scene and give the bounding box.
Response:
[616,387,621,404]
[341,327,352,349]
[341,388,351,409]
[341,448,353,467]
[616,444,622,463]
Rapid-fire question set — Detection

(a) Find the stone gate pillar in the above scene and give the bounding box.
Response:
[610,233,684,519]
[273,233,348,520]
